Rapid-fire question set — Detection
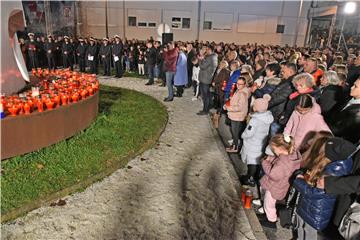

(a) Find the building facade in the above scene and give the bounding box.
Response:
[78,0,311,46]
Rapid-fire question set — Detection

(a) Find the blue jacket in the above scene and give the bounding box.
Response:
[224,69,241,100]
[294,158,353,231]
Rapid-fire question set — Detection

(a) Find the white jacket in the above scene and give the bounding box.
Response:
[192,65,200,82]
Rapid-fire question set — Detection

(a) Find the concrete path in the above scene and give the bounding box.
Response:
[2,77,257,240]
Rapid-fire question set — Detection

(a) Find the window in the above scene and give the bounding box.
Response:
[128,16,136,27]
[182,18,190,29]
[138,22,147,27]
[203,21,212,30]
[276,24,285,33]
[148,22,156,28]
[171,17,190,29]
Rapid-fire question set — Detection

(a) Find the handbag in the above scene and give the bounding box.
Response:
[338,201,360,240]
[278,186,300,229]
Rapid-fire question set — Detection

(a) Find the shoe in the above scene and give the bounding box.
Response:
[191,97,198,101]
[252,199,262,206]
[259,219,277,229]
[163,97,173,102]
[145,82,153,85]
[196,111,209,116]
[226,145,238,153]
[242,177,256,187]
[256,207,265,215]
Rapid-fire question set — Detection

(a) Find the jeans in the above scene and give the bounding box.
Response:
[200,82,211,113]
[147,64,155,83]
[165,71,175,99]
[230,120,246,148]
[154,64,160,78]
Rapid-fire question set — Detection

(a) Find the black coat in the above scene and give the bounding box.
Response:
[319,85,344,121]
[44,41,56,56]
[325,150,360,226]
[145,47,157,66]
[112,42,123,57]
[328,102,360,144]
[347,65,360,87]
[268,76,295,121]
[76,43,87,58]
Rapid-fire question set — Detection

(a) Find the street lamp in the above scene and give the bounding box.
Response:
[337,2,357,52]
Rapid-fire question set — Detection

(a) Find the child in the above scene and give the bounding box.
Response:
[191,57,200,101]
[257,134,302,229]
[138,51,145,75]
[294,137,355,240]
[240,94,274,186]
[284,94,331,151]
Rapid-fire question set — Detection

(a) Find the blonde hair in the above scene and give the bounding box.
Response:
[270,134,295,154]
[220,60,229,68]
[292,73,315,88]
[240,72,253,87]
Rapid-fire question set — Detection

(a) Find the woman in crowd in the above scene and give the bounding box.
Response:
[223,77,249,153]
[284,94,330,151]
[224,60,242,102]
[328,78,360,144]
[173,44,188,98]
[294,137,355,239]
[318,70,344,121]
[212,60,231,112]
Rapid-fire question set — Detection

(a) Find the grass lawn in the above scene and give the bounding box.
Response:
[1,85,167,221]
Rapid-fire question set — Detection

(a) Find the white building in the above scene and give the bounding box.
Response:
[78,0,311,46]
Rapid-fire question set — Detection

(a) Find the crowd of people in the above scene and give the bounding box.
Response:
[20,32,360,239]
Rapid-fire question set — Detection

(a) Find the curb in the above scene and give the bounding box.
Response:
[208,113,268,240]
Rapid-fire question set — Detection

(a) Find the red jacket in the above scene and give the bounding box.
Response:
[163,48,178,72]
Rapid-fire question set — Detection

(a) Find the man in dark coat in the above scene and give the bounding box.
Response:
[86,37,98,74]
[44,35,56,70]
[145,41,157,85]
[99,38,112,76]
[76,38,87,72]
[347,55,360,88]
[25,33,38,69]
[111,35,123,78]
[62,36,73,70]
[186,43,196,87]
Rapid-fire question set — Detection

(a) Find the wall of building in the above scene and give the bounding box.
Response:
[79,0,311,46]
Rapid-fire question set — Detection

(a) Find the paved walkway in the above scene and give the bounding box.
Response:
[2,77,256,240]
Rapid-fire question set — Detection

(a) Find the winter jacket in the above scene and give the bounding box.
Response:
[268,76,295,121]
[192,65,200,83]
[174,51,188,86]
[294,157,353,230]
[328,100,360,144]
[226,87,249,122]
[145,47,157,66]
[284,100,331,150]
[163,48,178,72]
[279,88,321,126]
[224,69,241,100]
[260,150,302,200]
[199,53,218,84]
[213,68,230,101]
[254,77,282,98]
[318,85,344,121]
[241,111,274,165]
[324,151,360,226]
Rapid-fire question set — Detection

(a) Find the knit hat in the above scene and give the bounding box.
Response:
[253,94,271,112]
[325,137,356,161]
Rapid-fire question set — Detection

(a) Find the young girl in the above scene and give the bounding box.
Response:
[240,94,274,186]
[258,134,302,228]
[284,94,331,151]
[191,57,200,101]
[294,137,355,239]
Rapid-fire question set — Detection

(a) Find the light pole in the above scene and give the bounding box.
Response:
[337,1,357,52]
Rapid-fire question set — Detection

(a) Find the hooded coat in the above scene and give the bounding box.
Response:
[294,157,353,230]
[284,100,331,150]
[241,111,274,165]
[260,150,302,200]
[174,51,188,86]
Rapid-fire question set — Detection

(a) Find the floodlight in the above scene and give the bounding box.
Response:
[344,2,356,14]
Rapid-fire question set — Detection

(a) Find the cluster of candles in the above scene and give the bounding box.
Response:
[0,69,99,118]
[241,188,254,209]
